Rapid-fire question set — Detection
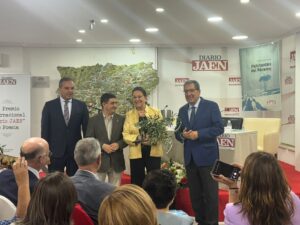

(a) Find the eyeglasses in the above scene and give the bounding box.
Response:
[21,150,53,160]
[184,89,197,94]
[39,151,52,158]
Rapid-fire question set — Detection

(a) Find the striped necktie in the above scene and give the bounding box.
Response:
[63,100,70,125]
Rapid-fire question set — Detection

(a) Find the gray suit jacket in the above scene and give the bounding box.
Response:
[71,170,115,225]
[86,113,127,173]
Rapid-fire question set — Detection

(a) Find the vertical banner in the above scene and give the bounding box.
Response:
[0,74,30,156]
[240,42,281,111]
[281,35,295,147]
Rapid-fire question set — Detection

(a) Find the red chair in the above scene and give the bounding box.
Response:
[72,203,94,225]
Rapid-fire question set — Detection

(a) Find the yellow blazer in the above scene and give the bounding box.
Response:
[123,105,163,159]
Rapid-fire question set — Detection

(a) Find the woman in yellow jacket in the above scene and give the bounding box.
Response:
[123,87,163,186]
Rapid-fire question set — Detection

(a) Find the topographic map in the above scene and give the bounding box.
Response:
[57,62,158,116]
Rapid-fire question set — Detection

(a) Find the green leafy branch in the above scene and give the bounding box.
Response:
[136,115,173,151]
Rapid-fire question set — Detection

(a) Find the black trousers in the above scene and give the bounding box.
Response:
[186,159,219,225]
[130,145,161,187]
[48,150,78,176]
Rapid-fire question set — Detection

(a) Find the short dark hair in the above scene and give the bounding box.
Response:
[142,169,177,209]
[100,93,116,107]
[59,77,73,88]
[184,80,200,91]
[132,86,147,97]
[20,146,43,160]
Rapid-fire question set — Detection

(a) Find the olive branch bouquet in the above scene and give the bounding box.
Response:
[136,115,174,152]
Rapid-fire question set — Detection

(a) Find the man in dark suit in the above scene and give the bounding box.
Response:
[175,80,224,225]
[41,77,89,176]
[86,93,127,186]
[72,137,115,225]
[0,137,50,205]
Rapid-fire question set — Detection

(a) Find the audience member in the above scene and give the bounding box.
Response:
[18,172,77,225]
[143,169,194,225]
[213,151,300,225]
[86,93,127,186]
[0,157,30,225]
[98,184,158,225]
[123,87,163,186]
[0,137,50,205]
[72,137,115,225]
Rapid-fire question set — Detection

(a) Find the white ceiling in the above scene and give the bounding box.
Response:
[0,0,300,47]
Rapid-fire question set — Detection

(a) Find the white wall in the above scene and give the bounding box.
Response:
[0,47,156,138]
[295,32,300,170]
[157,47,242,115]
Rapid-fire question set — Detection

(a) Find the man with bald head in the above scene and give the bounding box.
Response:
[0,137,50,205]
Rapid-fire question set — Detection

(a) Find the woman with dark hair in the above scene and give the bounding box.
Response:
[18,172,77,225]
[213,151,300,225]
[142,169,194,225]
[123,87,163,186]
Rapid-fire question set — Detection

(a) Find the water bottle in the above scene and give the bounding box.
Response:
[227,120,232,131]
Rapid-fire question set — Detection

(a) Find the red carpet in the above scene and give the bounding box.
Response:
[121,161,300,222]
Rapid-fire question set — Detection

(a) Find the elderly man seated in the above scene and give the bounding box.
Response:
[0,137,50,205]
[71,137,115,225]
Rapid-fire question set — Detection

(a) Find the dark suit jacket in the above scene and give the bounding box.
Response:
[0,169,38,205]
[41,97,89,158]
[71,170,115,225]
[175,97,224,166]
[86,113,127,173]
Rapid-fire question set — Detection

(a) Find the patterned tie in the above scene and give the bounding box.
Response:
[64,100,70,125]
[190,106,196,125]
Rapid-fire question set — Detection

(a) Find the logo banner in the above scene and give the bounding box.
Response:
[0,74,31,156]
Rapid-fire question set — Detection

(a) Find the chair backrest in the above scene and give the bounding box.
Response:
[71,203,94,225]
[0,195,16,220]
[222,117,244,129]
[243,118,281,151]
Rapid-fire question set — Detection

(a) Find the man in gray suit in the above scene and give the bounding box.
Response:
[86,93,127,186]
[72,137,115,225]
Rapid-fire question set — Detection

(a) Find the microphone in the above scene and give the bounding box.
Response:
[161,105,168,118]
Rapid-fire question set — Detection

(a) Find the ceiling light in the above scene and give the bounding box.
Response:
[145,27,159,33]
[156,8,165,12]
[207,17,223,22]
[232,35,248,40]
[296,12,300,17]
[129,38,141,43]
[76,39,82,43]
[78,29,86,34]
[100,19,109,23]
[240,0,250,4]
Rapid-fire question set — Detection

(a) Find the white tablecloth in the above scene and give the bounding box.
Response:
[163,130,257,165]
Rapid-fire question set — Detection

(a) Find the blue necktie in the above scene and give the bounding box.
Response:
[190,106,195,125]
